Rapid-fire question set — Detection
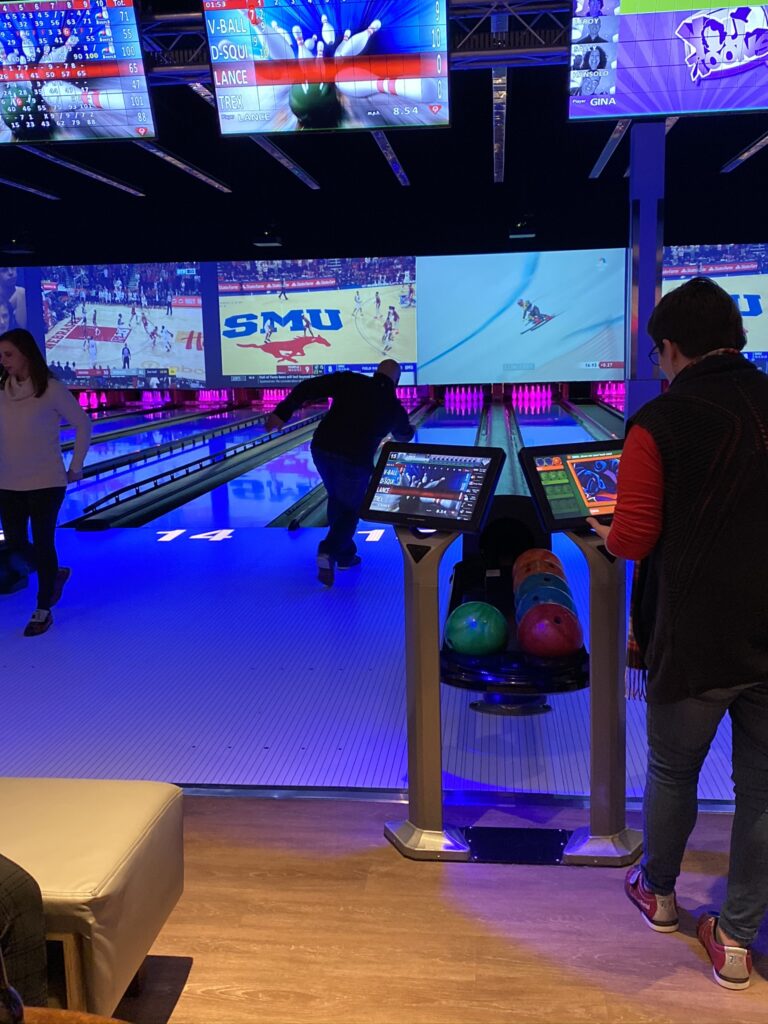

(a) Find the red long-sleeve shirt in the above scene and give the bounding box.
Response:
[605,425,664,561]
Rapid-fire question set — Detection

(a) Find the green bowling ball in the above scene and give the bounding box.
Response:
[516,586,577,623]
[288,82,344,129]
[0,85,51,140]
[445,601,509,656]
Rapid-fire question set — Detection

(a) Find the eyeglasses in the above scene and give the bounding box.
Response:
[648,345,661,365]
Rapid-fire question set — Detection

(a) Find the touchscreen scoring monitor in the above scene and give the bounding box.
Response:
[519,439,624,532]
[362,442,505,533]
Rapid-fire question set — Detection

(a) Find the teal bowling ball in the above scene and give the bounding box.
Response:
[445,601,509,656]
[516,586,577,623]
[515,572,572,603]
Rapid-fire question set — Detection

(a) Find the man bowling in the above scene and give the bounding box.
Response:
[266,360,414,586]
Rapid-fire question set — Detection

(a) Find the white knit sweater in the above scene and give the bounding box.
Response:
[0,376,92,490]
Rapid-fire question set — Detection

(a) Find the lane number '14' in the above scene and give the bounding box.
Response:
[157,530,234,542]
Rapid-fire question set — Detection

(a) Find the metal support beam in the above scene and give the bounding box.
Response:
[721,129,768,173]
[626,121,665,418]
[589,119,631,180]
[491,66,508,183]
[0,176,59,201]
[372,131,410,186]
[18,147,145,197]
[189,83,320,190]
[133,140,232,192]
[623,117,677,178]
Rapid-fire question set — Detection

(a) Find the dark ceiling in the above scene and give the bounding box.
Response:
[3,0,768,267]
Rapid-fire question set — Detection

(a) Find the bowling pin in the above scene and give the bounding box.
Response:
[304,35,317,53]
[335,19,381,57]
[292,26,312,59]
[321,14,336,46]
[316,40,325,58]
[335,29,351,55]
[335,74,438,103]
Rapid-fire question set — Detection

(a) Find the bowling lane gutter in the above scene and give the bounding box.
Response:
[561,399,624,440]
[60,403,234,451]
[79,410,269,480]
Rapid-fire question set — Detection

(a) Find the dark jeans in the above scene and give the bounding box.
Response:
[642,681,768,946]
[0,854,47,1007]
[312,448,372,561]
[0,488,66,610]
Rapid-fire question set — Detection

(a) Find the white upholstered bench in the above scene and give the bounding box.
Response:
[0,777,184,1017]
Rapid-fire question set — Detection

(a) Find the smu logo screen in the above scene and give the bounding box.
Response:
[223,309,343,337]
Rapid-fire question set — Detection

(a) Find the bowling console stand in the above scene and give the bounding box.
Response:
[361,440,642,868]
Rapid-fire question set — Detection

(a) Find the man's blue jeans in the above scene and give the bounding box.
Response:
[312,448,372,562]
[642,681,768,945]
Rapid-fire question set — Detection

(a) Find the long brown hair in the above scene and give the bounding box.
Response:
[0,328,52,397]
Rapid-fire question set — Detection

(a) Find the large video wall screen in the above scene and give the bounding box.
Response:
[41,262,205,390]
[203,0,449,134]
[569,0,768,120]
[217,257,417,385]
[0,0,155,143]
[415,249,626,384]
[663,242,768,373]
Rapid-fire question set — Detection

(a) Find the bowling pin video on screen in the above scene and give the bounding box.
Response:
[0,0,155,143]
[663,242,768,374]
[41,262,206,390]
[415,249,626,385]
[203,0,449,133]
[216,257,417,386]
[569,0,768,120]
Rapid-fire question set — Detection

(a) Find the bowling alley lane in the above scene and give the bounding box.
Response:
[59,413,270,524]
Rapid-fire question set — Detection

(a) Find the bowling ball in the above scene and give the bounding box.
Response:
[518,603,583,658]
[513,558,568,591]
[515,586,577,623]
[288,82,344,129]
[445,601,509,656]
[513,548,563,575]
[515,572,572,603]
[0,85,50,139]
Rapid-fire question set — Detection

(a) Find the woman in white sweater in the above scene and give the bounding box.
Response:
[0,329,92,636]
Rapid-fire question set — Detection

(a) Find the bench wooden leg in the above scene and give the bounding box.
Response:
[47,931,86,1012]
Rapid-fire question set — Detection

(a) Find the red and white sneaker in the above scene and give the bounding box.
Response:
[697,914,752,991]
[624,866,679,932]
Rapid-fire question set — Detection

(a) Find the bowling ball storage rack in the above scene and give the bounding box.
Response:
[440,557,589,715]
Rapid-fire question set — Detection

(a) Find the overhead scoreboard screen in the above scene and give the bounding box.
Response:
[0,0,154,143]
[663,242,768,373]
[217,257,417,385]
[202,0,449,133]
[41,262,205,389]
[569,0,768,119]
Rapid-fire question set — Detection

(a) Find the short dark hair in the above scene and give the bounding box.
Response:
[647,277,745,357]
[0,328,52,397]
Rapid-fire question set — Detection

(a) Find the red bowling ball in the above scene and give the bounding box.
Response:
[517,603,583,658]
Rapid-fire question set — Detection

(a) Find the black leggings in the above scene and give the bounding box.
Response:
[0,488,66,610]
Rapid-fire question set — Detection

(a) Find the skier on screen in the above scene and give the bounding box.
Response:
[518,299,552,326]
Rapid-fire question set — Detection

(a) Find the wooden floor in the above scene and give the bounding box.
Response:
[114,796,767,1024]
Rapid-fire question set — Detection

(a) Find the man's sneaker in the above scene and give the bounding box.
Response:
[50,567,71,606]
[317,553,334,587]
[697,914,752,990]
[23,609,53,637]
[625,866,679,932]
[336,555,362,570]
